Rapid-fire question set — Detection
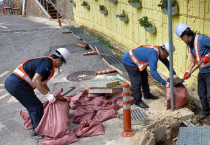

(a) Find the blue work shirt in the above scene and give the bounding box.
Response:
[8,57,53,89]
[122,46,176,85]
[23,57,53,81]
[189,34,210,73]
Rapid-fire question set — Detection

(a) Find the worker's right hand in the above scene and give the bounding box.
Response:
[183,71,191,80]
[201,55,209,64]
[46,93,56,103]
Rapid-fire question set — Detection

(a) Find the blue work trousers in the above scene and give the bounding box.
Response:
[123,64,150,104]
[198,72,210,115]
[4,74,43,129]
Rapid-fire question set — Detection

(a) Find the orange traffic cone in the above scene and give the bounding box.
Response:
[24,7,27,18]
[121,83,135,137]
[56,13,62,27]
[96,68,116,75]
[83,51,98,56]
[77,43,90,50]
[2,4,5,15]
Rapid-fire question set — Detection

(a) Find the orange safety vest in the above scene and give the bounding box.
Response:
[188,34,210,69]
[13,56,55,89]
[129,45,159,71]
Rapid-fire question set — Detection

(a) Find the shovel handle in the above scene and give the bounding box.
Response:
[179,61,203,84]
[188,61,203,76]
[61,87,76,96]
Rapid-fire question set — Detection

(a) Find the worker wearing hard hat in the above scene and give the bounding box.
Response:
[122,43,178,108]
[175,23,210,118]
[4,48,70,138]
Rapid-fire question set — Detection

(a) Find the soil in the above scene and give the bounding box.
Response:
[148,73,210,145]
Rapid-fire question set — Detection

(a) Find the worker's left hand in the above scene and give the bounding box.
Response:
[46,93,56,103]
[201,55,209,64]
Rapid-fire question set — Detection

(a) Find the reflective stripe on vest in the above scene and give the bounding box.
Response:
[188,35,210,68]
[13,56,55,89]
[129,45,159,71]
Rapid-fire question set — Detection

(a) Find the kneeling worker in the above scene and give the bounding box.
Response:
[122,42,178,108]
[4,48,70,138]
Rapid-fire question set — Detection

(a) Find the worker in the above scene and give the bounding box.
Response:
[122,42,178,108]
[4,48,70,139]
[175,23,210,119]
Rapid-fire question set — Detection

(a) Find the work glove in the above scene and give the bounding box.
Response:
[183,71,191,80]
[165,82,170,88]
[201,55,209,64]
[46,93,56,103]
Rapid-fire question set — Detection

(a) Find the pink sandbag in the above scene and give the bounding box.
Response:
[42,131,78,145]
[69,90,89,110]
[166,84,189,110]
[72,105,96,123]
[19,88,78,145]
[20,110,33,129]
[93,109,118,122]
[74,120,104,137]
[35,99,78,144]
[20,102,48,130]
[35,101,70,137]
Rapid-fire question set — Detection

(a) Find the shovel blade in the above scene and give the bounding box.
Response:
[179,79,184,84]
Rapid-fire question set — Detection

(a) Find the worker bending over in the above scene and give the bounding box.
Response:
[122,42,178,108]
[5,48,70,139]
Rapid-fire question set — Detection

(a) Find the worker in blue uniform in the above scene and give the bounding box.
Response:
[4,48,70,139]
[175,23,210,119]
[122,42,178,108]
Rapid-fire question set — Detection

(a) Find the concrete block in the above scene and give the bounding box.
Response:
[81,79,119,88]
[88,85,123,93]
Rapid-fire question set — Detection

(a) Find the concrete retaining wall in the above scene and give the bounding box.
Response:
[26,0,48,18]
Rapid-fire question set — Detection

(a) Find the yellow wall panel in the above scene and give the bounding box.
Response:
[205,2,210,19]
[204,20,210,35]
[193,0,200,17]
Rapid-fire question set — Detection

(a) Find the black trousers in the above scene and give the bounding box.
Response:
[198,72,210,115]
[124,64,150,104]
[5,74,44,129]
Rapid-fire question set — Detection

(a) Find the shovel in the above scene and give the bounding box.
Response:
[179,61,203,84]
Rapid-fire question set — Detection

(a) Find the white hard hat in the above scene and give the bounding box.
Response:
[175,23,190,38]
[162,42,175,53]
[56,48,70,63]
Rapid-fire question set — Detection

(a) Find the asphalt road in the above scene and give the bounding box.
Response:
[0,14,113,145]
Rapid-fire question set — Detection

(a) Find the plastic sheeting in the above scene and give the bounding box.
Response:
[166,84,189,110]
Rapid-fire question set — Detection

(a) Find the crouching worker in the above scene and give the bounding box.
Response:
[122,42,178,108]
[4,48,70,139]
